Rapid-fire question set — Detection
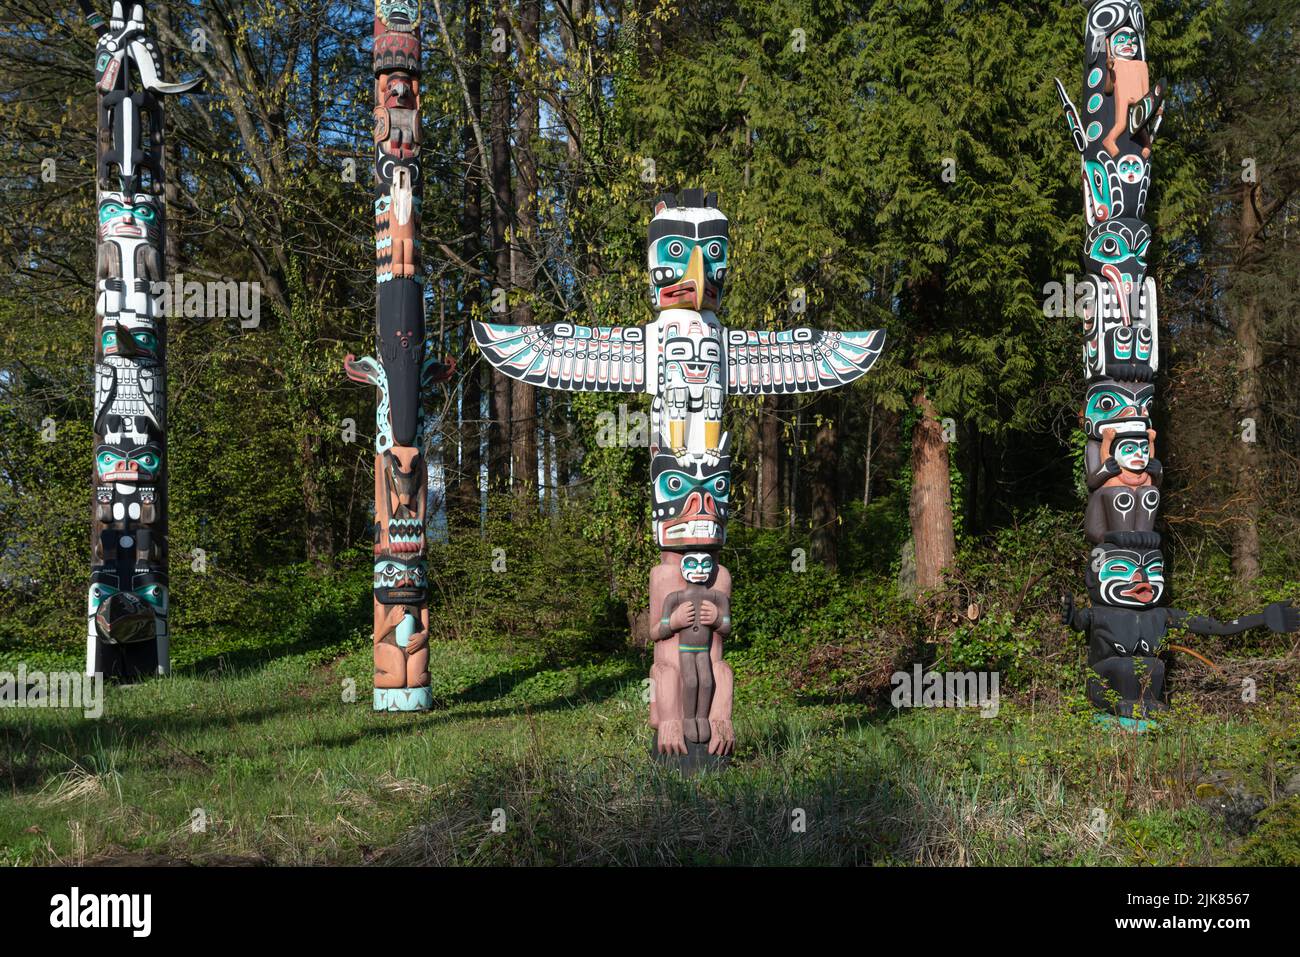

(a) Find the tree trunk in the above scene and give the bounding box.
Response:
[760,394,781,527]
[909,390,955,591]
[1231,181,1264,583]
[809,395,840,569]
[300,410,333,571]
[863,403,875,507]
[453,0,483,527]
[742,404,759,525]
[487,0,513,492]
[510,0,540,504]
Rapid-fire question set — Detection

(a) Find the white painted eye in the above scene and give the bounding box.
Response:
[667,241,685,258]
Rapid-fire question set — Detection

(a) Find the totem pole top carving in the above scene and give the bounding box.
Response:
[474,192,887,465]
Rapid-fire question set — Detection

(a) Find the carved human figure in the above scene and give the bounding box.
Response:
[373,557,430,692]
[1085,426,1161,542]
[649,551,735,757]
[1063,532,1300,717]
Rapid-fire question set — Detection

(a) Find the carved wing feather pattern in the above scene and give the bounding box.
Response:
[472,321,647,393]
[726,328,886,395]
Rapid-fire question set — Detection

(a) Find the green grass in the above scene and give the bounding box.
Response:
[1,639,1298,865]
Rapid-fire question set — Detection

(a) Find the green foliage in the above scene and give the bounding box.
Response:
[1235,797,1300,866]
[424,498,629,664]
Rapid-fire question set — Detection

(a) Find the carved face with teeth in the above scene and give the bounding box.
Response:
[651,448,731,549]
[95,415,162,483]
[373,557,427,605]
[1083,379,1154,439]
[99,193,161,243]
[680,552,717,585]
[95,443,161,483]
[377,447,425,555]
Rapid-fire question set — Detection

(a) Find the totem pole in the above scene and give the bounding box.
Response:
[83,1,200,680]
[474,190,886,766]
[1055,1,1297,726]
[345,0,454,712]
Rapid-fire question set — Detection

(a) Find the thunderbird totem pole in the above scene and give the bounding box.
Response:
[345,0,454,712]
[82,1,200,679]
[1055,0,1297,726]
[475,190,886,765]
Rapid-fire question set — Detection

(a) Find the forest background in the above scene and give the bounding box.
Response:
[1,0,1299,865]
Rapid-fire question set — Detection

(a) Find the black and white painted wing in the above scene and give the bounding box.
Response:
[472,321,647,393]
[726,328,886,395]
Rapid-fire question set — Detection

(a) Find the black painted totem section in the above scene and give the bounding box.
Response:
[83,1,200,680]
[1057,1,1297,723]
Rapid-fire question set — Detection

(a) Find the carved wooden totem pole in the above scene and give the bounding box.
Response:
[83,1,200,680]
[1056,1,1297,726]
[345,0,453,712]
[475,191,886,765]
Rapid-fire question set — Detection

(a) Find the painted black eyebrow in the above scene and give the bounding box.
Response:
[648,221,692,241]
[648,219,731,241]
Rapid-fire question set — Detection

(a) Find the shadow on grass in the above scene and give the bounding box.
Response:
[181,602,366,677]
[375,748,914,866]
[0,698,314,796]
[305,657,647,752]
[443,654,643,706]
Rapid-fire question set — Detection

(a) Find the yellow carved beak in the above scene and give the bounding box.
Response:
[684,245,706,311]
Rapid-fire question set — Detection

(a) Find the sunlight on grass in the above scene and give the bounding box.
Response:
[1,640,1296,865]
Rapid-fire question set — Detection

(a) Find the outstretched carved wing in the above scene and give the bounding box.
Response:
[725,328,886,395]
[472,321,647,393]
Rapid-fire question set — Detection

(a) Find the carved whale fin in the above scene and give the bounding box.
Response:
[1054,78,1087,154]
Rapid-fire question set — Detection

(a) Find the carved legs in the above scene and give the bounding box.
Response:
[1087,654,1166,717]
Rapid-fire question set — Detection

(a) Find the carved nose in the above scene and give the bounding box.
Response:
[683,491,715,516]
